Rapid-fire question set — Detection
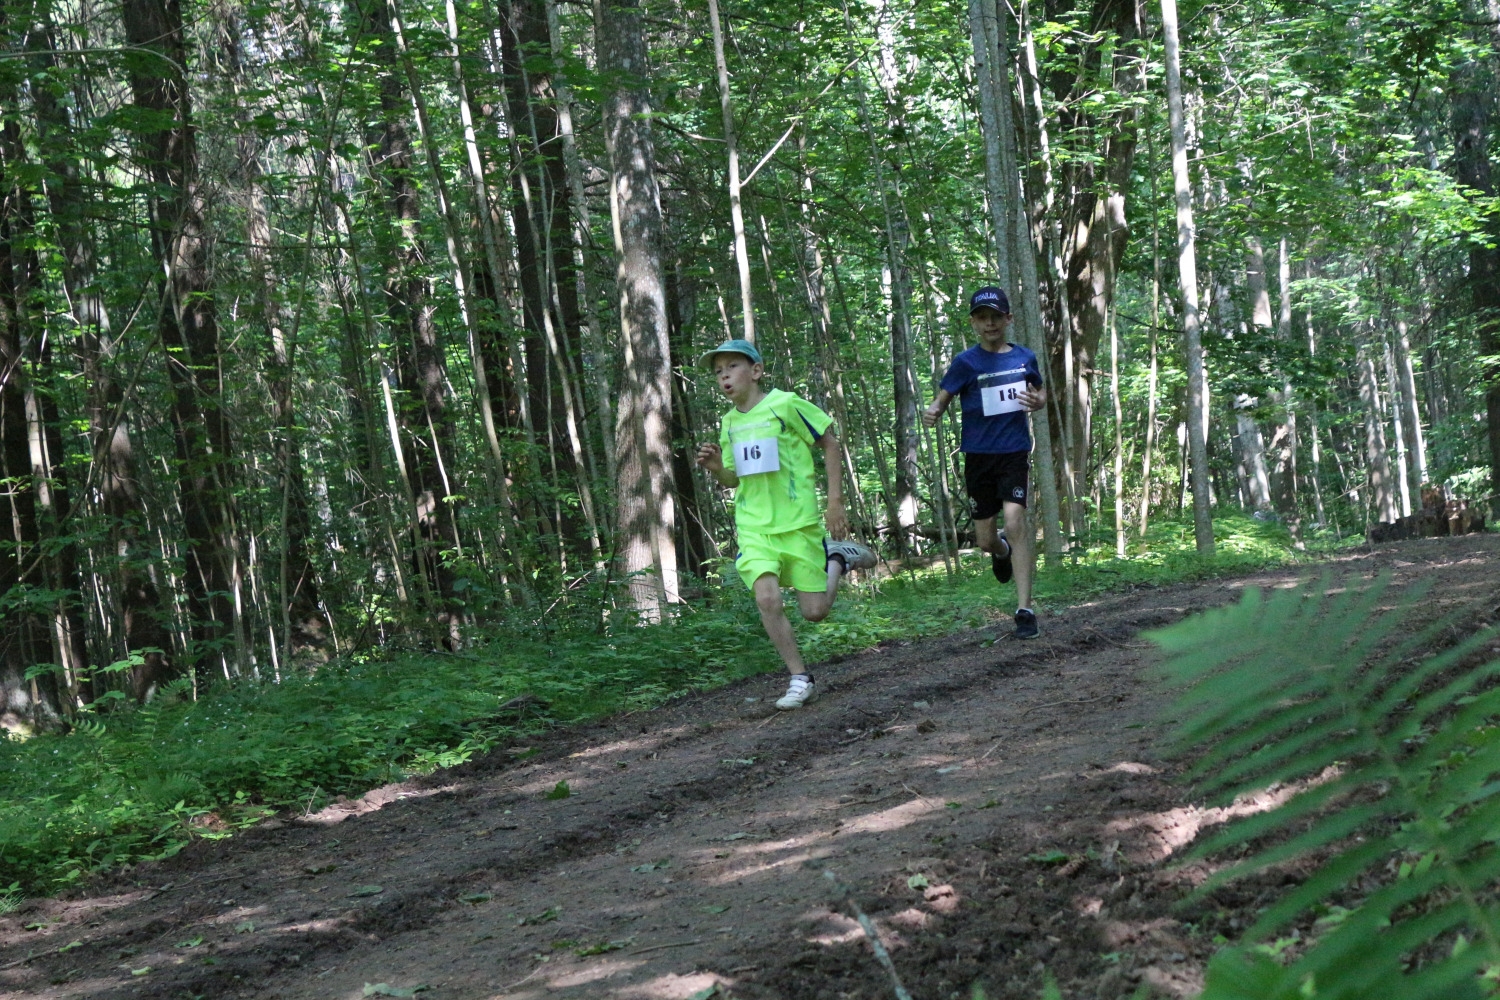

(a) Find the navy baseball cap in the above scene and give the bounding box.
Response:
[969,286,1011,315]
[698,338,763,370]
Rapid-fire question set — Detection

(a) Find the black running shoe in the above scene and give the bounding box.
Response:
[991,532,1013,584]
[1014,608,1039,640]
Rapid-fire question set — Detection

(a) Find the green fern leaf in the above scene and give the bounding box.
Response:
[1155,573,1500,1000]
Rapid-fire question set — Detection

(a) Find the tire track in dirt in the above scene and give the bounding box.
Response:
[3,535,1497,1000]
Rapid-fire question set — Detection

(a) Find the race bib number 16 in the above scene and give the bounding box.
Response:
[981,383,1027,416]
[736,437,781,475]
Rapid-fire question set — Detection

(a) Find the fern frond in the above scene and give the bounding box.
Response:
[1155,574,1500,1000]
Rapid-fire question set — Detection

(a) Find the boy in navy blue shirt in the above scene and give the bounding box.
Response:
[922,286,1046,639]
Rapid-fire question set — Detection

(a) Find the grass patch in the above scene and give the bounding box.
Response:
[0,513,1311,895]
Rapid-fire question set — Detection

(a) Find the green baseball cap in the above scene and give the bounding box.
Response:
[698,338,763,370]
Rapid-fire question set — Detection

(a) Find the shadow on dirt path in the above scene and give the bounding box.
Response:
[4,535,1498,1000]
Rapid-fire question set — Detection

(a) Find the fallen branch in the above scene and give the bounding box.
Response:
[630,938,703,955]
[1021,694,1109,716]
[822,870,914,1000]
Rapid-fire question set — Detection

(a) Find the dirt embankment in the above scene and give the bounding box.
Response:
[4,534,1497,1000]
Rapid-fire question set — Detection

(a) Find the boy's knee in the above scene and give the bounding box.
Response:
[754,589,785,616]
[802,605,830,623]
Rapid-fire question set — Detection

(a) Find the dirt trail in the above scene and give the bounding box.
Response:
[4,535,1498,1000]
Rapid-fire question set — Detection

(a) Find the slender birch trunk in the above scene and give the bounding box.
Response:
[1109,304,1125,557]
[1392,318,1428,488]
[707,0,754,343]
[1162,0,1214,554]
[1305,261,1327,525]
[1384,338,1413,516]
[1138,115,1162,537]
[1358,338,1399,524]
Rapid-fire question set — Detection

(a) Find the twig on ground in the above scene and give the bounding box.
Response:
[978,741,1002,761]
[0,952,37,972]
[630,938,703,955]
[755,711,782,729]
[822,870,914,1000]
[1021,694,1109,716]
[496,963,547,994]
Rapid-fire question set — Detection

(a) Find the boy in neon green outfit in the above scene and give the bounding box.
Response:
[695,339,876,709]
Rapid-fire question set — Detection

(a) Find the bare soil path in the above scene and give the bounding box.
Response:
[5,535,1499,1000]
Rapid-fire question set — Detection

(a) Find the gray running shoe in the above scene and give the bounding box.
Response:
[825,538,877,572]
[776,674,817,709]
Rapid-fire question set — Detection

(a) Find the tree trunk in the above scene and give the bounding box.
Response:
[221,12,332,659]
[598,0,679,618]
[1451,51,1500,516]
[351,0,465,641]
[1392,318,1428,487]
[1056,0,1141,506]
[503,0,598,556]
[123,0,243,678]
[1268,235,1300,537]
[1162,0,1214,554]
[970,0,1063,562]
[845,0,919,554]
[1109,304,1125,557]
[707,0,754,344]
[544,0,616,482]
[1358,339,1399,525]
[1138,117,1162,537]
[0,97,68,724]
[1384,338,1413,516]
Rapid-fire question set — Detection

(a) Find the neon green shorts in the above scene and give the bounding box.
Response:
[735,524,828,593]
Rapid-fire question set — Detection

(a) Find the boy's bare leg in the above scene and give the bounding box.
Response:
[1002,501,1033,609]
[753,573,808,675]
[795,558,844,623]
[977,509,1033,609]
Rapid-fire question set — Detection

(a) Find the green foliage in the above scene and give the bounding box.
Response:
[0,515,1303,896]
[1153,574,1500,999]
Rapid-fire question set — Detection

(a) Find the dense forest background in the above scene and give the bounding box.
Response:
[1,0,1497,723]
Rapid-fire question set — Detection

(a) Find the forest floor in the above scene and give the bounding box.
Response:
[3,533,1498,1000]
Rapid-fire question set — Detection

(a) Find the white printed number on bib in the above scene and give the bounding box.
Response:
[981,382,1028,416]
[736,437,781,475]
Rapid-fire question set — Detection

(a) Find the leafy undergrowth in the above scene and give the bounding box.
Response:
[0,513,1314,897]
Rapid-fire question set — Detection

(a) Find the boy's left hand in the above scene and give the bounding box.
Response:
[826,499,849,540]
[1018,385,1046,412]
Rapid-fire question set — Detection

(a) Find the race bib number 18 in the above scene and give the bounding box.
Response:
[735,437,781,475]
[981,383,1027,416]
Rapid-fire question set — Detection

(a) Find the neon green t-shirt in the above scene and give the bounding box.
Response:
[719,389,835,534]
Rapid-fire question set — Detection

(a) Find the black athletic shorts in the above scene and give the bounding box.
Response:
[963,451,1030,521]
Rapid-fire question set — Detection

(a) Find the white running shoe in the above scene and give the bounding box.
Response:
[825,539,877,571]
[775,674,817,710]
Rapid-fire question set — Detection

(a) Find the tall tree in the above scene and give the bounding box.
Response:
[598,0,679,617]
[1450,25,1500,517]
[349,0,465,640]
[122,0,244,676]
[1162,0,1213,554]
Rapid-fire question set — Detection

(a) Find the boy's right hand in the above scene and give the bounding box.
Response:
[695,442,724,472]
[920,402,943,428]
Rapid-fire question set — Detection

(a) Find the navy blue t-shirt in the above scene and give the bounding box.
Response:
[940,342,1044,454]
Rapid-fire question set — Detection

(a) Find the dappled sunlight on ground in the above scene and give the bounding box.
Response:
[615,970,732,998]
[1105,767,1338,864]
[305,783,460,824]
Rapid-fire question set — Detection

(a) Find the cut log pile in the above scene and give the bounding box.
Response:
[1367,486,1488,543]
